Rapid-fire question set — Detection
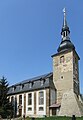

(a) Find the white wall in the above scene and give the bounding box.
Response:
[9,89,47,117]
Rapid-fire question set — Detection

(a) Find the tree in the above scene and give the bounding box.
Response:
[0,76,13,118]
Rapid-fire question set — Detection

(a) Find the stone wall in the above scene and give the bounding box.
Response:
[53,51,73,103]
[59,90,83,117]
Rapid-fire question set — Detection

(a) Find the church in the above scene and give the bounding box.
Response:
[8,9,83,117]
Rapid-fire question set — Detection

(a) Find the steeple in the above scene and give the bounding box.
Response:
[52,9,82,117]
[57,8,75,52]
[61,8,70,40]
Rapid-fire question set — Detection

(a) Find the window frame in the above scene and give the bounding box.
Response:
[39,91,44,105]
[19,95,22,105]
[28,93,32,105]
[39,107,44,111]
[28,107,32,111]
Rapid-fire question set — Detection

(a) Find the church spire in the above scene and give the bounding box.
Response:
[61,8,70,41]
[57,8,75,52]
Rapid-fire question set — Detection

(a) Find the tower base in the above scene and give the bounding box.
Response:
[59,90,83,117]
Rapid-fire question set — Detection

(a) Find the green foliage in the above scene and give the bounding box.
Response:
[25,116,83,120]
[0,76,13,118]
[25,116,30,120]
[32,116,71,120]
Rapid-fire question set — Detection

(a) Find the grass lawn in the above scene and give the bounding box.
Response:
[25,116,83,120]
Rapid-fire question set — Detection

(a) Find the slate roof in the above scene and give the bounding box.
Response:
[15,72,52,85]
[8,72,53,95]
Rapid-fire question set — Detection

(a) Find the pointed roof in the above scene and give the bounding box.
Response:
[57,8,75,52]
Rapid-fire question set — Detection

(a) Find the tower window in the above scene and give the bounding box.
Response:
[60,56,64,63]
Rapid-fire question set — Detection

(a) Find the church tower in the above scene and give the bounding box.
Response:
[52,8,83,116]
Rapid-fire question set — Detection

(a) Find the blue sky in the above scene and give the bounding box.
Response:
[0,0,83,93]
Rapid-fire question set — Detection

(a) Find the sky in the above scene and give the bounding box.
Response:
[0,0,83,93]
